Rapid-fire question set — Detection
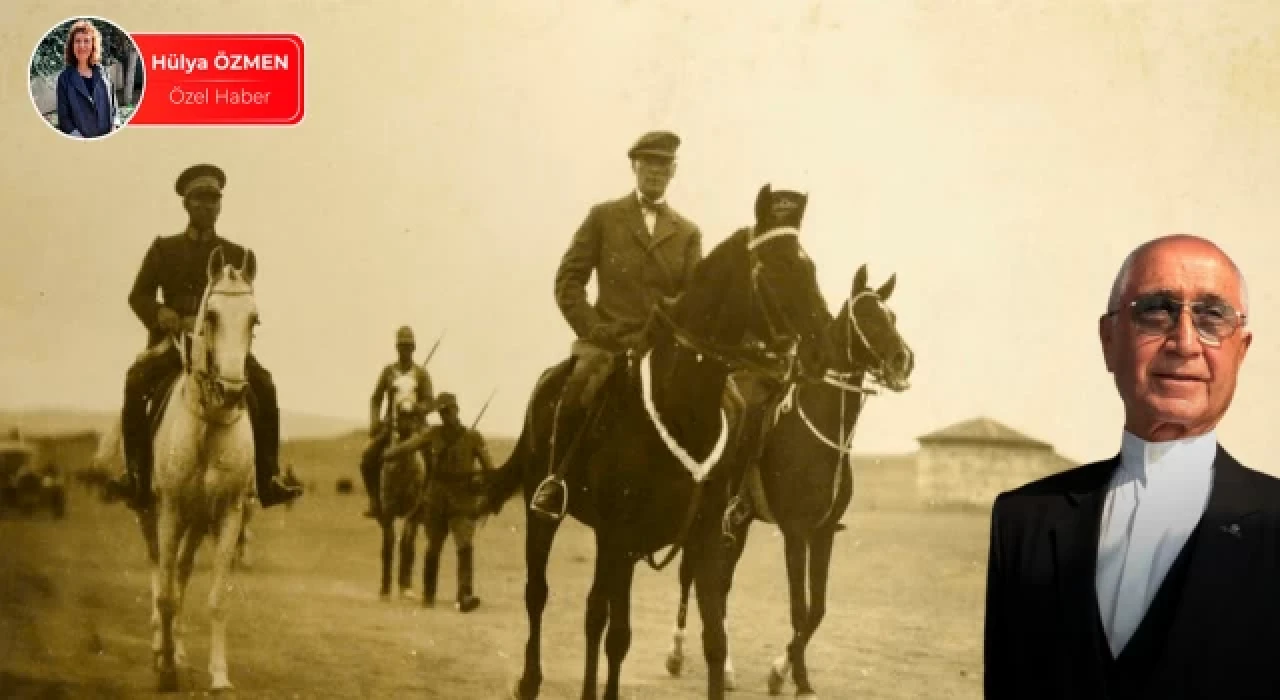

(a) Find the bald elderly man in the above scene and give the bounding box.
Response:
[984,235,1280,699]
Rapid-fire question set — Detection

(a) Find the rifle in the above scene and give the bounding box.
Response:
[470,388,498,431]
[422,330,445,369]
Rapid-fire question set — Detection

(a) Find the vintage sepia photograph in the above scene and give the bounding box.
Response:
[27,15,144,139]
[2,1,1280,698]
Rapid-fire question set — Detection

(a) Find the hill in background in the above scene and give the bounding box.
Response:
[0,407,365,441]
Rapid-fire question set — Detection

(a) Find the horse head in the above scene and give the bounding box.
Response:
[666,185,831,380]
[190,247,259,408]
[835,264,914,392]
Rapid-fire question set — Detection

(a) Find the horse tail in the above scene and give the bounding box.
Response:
[93,413,124,470]
[486,429,529,512]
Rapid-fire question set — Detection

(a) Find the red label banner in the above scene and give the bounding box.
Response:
[129,33,304,126]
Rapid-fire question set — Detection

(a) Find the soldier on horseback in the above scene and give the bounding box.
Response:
[724,184,815,525]
[383,392,493,612]
[359,326,436,518]
[105,164,303,511]
[527,130,704,518]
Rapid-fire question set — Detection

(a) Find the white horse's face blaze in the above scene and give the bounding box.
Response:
[389,374,419,435]
[199,265,258,404]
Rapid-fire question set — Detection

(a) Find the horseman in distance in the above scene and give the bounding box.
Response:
[359,325,438,518]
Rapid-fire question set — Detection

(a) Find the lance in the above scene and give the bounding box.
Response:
[470,388,498,432]
[422,330,445,368]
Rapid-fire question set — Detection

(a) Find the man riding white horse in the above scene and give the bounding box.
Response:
[528,130,705,517]
[105,163,302,511]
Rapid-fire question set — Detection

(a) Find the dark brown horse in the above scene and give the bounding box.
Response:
[486,208,834,700]
[665,265,915,699]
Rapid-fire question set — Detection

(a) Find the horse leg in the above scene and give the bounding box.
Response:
[665,549,696,677]
[207,508,245,692]
[140,508,165,665]
[399,519,418,599]
[791,528,836,699]
[513,515,560,700]
[721,519,752,691]
[172,526,206,667]
[692,529,729,700]
[580,538,613,700]
[768,532,808,696]
[152,506,182,692]
[379,518,394,600]
[601,554,637,700]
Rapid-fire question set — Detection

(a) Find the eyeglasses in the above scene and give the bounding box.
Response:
[1103,292,1246,346]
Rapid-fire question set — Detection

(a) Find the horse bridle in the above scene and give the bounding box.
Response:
[181,285,255,412]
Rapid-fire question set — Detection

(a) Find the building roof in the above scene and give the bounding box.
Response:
[916,417,1052,450]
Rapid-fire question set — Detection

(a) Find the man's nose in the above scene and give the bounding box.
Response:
[1169,307,1202,352]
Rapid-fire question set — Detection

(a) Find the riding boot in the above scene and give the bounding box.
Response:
[107,384,153,511]
[456,546,480,613]
[528,394,584,519]
[359,435,387,518]
[422,546,441,607]
[246,373,302,508]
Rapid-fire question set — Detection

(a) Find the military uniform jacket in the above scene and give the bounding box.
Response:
[129,232,249,346]
[419,425,493,480]
[554,191,702,347]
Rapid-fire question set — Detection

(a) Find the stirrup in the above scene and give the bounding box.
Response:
[529,475,568,521]
[721,493,752,541]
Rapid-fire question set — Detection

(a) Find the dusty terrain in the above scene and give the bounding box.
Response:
[0,445,989,699]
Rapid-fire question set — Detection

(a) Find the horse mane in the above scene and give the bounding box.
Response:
[667,228,750,342]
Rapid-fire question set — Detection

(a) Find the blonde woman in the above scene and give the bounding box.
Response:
[55,19,117,138]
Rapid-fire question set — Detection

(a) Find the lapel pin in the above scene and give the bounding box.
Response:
[1220,523,1242,538]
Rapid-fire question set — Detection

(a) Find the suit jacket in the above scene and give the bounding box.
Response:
[55,64,116,138]
[984,445,1280,699]
[554,191,702,348]
[129,232,249,346]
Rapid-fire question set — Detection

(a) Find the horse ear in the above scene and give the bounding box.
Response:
[877,273,897,300]
[754,183,772,225]
[207,246,226,282]
[852,265,868,293]
[239,249,257,284]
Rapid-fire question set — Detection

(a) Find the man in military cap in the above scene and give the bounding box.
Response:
[359,325,437,518]
[105,164,303,510]
[527,130,704,517]
[383,392,493,612]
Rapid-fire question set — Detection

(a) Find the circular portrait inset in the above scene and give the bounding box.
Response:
[28,16,146,139]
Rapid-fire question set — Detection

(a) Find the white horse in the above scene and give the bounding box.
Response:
[95,247,261,693]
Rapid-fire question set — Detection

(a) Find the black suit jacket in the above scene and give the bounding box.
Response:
[984,445,1280,699]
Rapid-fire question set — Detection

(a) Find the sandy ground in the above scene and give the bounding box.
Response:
[0,478,988,699]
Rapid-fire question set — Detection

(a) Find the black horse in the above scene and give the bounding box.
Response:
[665,265,915,699]
[486,192,834,700]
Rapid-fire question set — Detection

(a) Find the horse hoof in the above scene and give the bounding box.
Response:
[767,667,786,695]
[510,681,535,700]
[665,653,683,677]
[725,667,737,690]
[156,668,179,693]
[379,592,391,602]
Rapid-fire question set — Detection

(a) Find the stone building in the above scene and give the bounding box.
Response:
[914,417,1075,509]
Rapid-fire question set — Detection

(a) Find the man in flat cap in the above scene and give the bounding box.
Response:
[383,392,494,612]
[358,325,437,518]
[526,130,704,517]
[105,164,303,511]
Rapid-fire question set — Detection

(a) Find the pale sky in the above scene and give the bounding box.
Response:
[2,1,1279,471]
